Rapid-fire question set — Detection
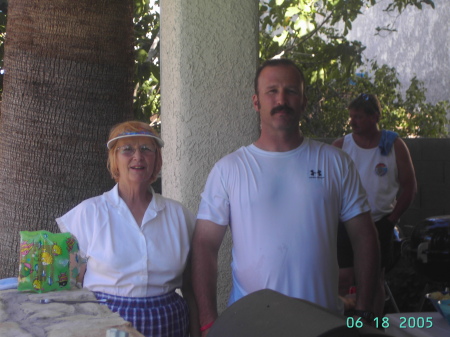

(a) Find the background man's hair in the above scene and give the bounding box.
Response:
[348,93,382,120]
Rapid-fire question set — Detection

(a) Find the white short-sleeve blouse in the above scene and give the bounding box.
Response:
[56,184,195,297]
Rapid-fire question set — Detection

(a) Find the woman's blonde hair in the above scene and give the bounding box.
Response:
[107,121,162,184]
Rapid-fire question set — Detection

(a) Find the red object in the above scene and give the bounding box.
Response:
[200,321,215,332]
[349,286,356,294]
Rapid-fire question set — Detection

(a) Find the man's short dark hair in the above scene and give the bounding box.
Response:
[254,59,306,94]
[348,93,382,120]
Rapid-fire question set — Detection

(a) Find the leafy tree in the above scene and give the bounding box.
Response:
[0,0,7,97]
[303,62,449,138]
[133,0,160,128]
[258,0,448,138]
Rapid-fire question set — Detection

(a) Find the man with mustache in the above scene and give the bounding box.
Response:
[192,59,380,336]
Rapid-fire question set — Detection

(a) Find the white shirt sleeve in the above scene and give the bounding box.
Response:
[197,163,230,226]
[339,154,371,222]
[56,199,97,260]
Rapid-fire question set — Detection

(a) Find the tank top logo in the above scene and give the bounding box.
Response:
[375,163,388,177]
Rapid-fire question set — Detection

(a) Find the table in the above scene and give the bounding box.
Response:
[0,288,144,337]
[385,312,450,337]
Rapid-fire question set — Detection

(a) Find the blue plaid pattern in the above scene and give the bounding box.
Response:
[94,291,189,337]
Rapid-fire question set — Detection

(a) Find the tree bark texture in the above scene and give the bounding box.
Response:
[0,0,134,278]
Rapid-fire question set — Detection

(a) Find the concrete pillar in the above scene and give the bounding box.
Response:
[160,0,259,312]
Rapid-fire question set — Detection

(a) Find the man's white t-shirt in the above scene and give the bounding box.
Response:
[197,138,369,313]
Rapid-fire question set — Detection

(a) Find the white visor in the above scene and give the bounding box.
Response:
[107,130,164,149]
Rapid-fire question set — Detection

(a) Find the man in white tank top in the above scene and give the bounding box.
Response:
[333,93,417,318]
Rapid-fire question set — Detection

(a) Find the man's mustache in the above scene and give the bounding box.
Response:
[271,105,294,116]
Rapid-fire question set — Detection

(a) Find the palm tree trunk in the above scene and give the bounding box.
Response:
[0,0,134,278]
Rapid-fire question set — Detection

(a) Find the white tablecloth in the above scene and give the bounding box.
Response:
[385,312,450,337]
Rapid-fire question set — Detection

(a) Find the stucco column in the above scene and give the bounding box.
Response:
[160,0,259,311]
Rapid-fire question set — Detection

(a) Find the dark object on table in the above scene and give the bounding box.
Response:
[208,289,388,337]
[408,215,450,283]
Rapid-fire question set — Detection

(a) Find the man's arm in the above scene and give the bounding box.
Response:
[182,255,200,337]
[192,219,227,336]
[388,138,417,224]
[344,211,380,313]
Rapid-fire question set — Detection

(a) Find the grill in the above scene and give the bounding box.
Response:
[408,215,450,283]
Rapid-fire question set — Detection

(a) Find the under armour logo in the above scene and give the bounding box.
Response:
[310,170,323,178]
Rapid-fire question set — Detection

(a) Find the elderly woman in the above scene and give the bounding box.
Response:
[56,121,198,337]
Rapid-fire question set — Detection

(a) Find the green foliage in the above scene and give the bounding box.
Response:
[133,0,161,130]
[0,1,6,97]
[258,0,448,138]
[259,0,436,81]
[302,63,449,138]
[384,0,435,12]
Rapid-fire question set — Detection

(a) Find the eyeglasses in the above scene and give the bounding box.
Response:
[116,145,156,156]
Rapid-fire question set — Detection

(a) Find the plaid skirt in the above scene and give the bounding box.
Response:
[94,291,189,337]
